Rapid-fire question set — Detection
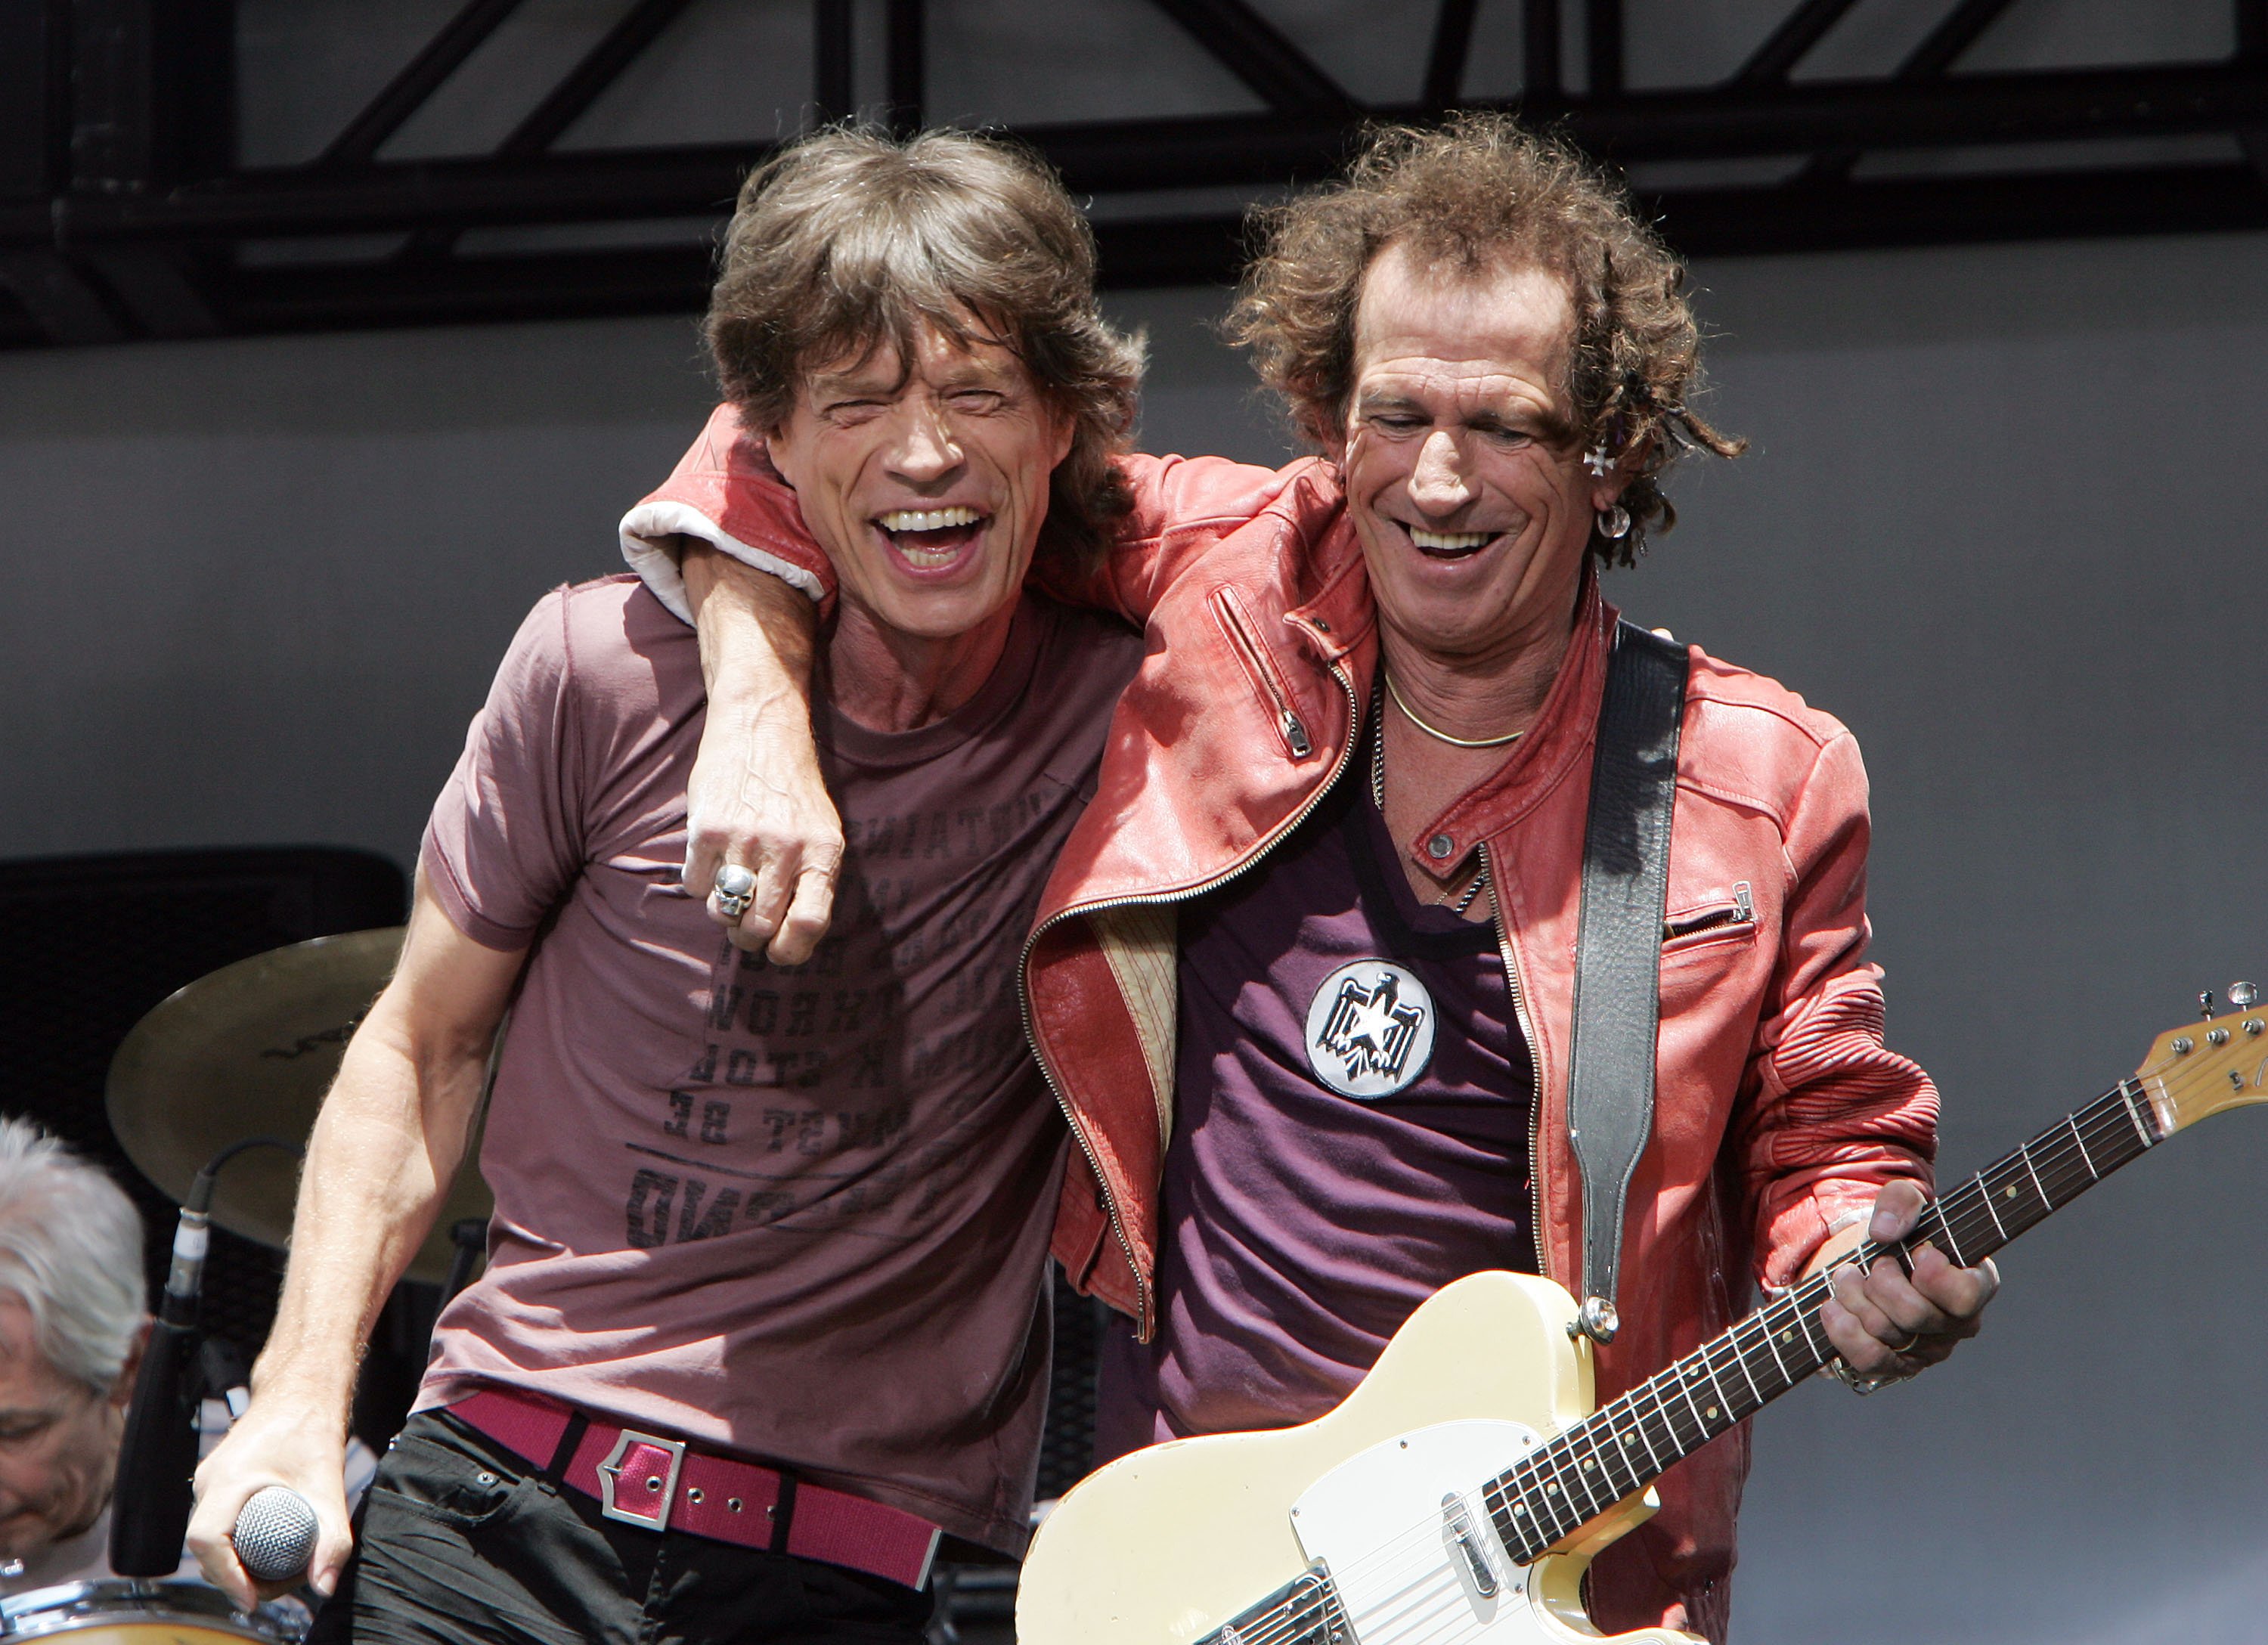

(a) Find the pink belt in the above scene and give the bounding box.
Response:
[448,1387,942,1591]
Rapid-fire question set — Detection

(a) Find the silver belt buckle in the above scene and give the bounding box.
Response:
[595,1429,687,1531]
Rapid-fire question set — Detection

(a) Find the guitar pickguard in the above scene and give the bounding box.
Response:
[1018,1272,1697,1645]
[1290,1420,1542,1640]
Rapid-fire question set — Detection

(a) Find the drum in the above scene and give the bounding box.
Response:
[0,1581,304,1645]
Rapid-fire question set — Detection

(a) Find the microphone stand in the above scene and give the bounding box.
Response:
[109,1138,300,1581]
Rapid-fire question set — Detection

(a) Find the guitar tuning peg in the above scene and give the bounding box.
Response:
[2232,981,2260,1009]
[2201,990,2217,1020]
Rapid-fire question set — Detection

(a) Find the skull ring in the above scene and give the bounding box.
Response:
[713,863,758,920]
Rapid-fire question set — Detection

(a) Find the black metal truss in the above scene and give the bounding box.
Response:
[3,0,2266,349]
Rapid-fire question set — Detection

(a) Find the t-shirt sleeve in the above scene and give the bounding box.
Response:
[421,589,586,950]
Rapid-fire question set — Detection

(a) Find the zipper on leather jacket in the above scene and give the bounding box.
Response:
[1479,841,1552,1289]
[1210,587,1314,760]
[1662,881,1753,940]
[1018,655,1360,1341]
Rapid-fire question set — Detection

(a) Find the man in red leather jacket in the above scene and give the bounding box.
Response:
[632,118,1995,1640]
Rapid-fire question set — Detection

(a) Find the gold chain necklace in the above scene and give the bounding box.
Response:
[1383,668,1526,748]
[1369,680,1488,915]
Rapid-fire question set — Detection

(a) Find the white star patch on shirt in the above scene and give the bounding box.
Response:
[1303,960,1437,1099]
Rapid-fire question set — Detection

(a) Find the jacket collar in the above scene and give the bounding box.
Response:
[1285,524,1374,666]
[1281,465,1374,668]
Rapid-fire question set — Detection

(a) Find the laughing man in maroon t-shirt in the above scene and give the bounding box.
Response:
[185,130,1148,1645]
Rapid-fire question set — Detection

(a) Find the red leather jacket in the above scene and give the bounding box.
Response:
[624,409,1939,1638]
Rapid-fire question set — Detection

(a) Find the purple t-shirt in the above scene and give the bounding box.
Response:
[419,577,1140,1552]
[1095,745,1537,1461]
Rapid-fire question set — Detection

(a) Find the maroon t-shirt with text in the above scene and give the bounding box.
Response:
[419,576,1141,1553]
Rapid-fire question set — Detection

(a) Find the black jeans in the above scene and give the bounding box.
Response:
[308,1412,934,1645]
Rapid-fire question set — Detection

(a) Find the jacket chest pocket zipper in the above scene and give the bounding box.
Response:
[1662,880,1754,942]
[1209,586,1313,759]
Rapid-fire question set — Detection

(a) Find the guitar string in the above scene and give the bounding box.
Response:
[1210,1086,2157,1645]
[1471,1090,2144,1553]
[1213,1097,2147,1645]
[1270,1089,2168,1642]
[1194,1046,2226,1645]
[1219,1195,2075,1645]
[1219,1099,2139,1645]
[1479,1070,2177,1550]
[1229,1279,2017,1644]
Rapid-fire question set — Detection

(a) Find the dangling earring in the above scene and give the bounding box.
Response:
[1583,446,1614,478]
[1598,503,1631,540]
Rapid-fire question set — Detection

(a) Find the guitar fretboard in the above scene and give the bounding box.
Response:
[1481,1080,2161,1562]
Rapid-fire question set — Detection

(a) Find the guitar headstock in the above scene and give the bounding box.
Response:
[2136,984,2268,1135]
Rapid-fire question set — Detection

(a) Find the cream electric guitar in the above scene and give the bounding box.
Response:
[1018,991,2268,1645]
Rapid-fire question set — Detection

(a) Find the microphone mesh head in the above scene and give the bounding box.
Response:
[233,1485,318,1582]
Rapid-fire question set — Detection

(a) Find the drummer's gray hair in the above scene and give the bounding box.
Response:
[0,1118,146,1393]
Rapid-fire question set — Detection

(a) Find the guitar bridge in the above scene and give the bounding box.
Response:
[1198,1566,1346,1645]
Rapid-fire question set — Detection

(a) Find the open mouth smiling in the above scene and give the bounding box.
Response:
[875,505,990,568]
[1405,525,1502,559]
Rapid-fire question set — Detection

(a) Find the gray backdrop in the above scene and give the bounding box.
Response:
[3,226,2264,1641]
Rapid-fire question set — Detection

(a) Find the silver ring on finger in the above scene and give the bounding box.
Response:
[1828,1357,1913,1396]
[714,863,758,921]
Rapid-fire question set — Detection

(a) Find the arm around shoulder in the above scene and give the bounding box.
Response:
[618,404,833,618]
[1046,451,1329,621]
[678,545,841,963]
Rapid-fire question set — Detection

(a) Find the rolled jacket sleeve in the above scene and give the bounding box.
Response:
[618,405,831,623]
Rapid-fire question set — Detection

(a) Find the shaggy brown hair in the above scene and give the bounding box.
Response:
[1228,114,1742,565]
[707,126,1145,571]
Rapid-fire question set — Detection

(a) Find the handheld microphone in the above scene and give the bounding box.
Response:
[108,1138,300,1581]
[231,1485,318,1584]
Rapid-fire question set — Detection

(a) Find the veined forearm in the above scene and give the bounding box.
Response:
[249,1004,488,1423]
[677,540,841,963]
[687,539,817,705]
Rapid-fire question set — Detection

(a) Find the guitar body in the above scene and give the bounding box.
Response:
[1018,1272,1702,1645]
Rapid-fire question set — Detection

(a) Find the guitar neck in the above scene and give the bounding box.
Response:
[1483,1079,2164,1563]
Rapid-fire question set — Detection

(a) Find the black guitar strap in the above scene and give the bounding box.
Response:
[1564,621,1689,1343]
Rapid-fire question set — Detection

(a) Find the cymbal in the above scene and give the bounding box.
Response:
[106,928,492,1287]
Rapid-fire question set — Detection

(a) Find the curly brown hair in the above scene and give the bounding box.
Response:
[707,126,1145,572]
[1228,114,1742,565]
